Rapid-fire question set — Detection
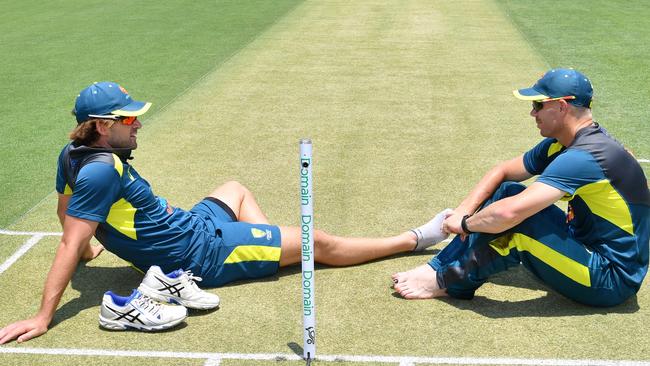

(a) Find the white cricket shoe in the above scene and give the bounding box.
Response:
[99,289,187,331]
[138,266,220,310]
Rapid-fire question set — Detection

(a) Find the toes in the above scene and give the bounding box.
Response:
[398,287,414,298]
[394,282,410,293]
[391,272,407,283]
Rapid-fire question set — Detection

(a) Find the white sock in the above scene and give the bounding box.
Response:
[411,208,453,251]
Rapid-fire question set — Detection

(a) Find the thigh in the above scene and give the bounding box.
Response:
[204,221,283,286]
[190,197,237,223]
[500,206,632,306]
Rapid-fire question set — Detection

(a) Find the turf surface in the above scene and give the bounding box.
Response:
[497,0,650,171]
[1,0,649,365]
[0,0,303,228]
[0,236,27,265]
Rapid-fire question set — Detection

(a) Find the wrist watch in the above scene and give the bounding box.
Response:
[461,214,473,234]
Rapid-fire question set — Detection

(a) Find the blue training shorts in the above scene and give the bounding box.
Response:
[189,197,282,287]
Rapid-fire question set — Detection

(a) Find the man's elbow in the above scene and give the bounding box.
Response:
[492,205,525,227]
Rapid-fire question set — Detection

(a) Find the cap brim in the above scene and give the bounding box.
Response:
[111,100,152,117]
[513,88,549,101]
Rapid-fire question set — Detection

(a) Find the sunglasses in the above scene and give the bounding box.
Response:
[88,114,138,125]
[118,116,137,125]
[531,96,576,112]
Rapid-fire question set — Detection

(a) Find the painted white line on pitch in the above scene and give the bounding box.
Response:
[0,235,45,275]
[1,347,649,366]
[639,158,649,163]
[0,229,61,236]
[204,358,221,366]
[318,354,650,365]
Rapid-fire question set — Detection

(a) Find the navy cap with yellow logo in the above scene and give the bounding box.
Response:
[514,68,593,108]
[73,82,152,123]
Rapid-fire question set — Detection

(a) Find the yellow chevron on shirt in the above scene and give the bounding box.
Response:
[574,179,634,235]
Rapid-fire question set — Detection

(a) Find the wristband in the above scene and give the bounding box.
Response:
[461,215,473,234]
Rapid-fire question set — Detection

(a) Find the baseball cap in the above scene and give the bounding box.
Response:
[513,68,593,108]
[73,81,152,123]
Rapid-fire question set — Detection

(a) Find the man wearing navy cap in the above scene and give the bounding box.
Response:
[0,81,440,342]
[393,68,650,306]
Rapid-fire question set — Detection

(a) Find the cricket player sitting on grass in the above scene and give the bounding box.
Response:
[393,68,650,307]
[0,81,449,342]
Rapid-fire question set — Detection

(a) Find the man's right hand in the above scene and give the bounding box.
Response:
[0,317,48,344]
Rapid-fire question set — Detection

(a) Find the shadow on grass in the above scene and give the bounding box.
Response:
[50,263,142,329]
[218,265,303,289]
[443,293,639,318]
[441,268,640,318]
[50,262,225,330]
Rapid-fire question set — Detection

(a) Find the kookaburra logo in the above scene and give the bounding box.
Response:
[305,326,315,344]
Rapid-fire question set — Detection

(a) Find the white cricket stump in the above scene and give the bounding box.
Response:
[300,138,316,364]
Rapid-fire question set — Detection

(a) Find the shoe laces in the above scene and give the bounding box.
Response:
[182,270,203,290]
[133,293,162,316]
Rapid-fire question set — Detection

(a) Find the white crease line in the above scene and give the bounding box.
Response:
[1,347,649,366]
[204,358,221,366]
[0,235,45,275]
[638,159,649,163]
[0,229,61,236]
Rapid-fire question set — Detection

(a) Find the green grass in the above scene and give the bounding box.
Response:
[0,0,303,228]
[497,0,650,163]
[1,0,649,365]
[0,355,204,366]
[0,236,27,264]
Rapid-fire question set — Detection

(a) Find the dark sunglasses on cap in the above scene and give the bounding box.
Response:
[531,96,576,112]
[88,114,138,125]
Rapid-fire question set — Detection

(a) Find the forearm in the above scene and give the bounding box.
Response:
[455,166,507,216]
[462,182,566,235]
[0,204,99,343]
[35,241,83,324]
[464,197,522,234]
[455,156,531,216]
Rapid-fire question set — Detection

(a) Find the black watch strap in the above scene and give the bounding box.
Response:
[461,214,473,234]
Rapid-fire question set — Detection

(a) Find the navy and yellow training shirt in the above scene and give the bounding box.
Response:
[523,124,650,291]
[55,143,209,274]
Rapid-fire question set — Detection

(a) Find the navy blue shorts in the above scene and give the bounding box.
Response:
[190,197,282,287]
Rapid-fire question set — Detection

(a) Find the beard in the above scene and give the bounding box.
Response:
[108,134,137,150]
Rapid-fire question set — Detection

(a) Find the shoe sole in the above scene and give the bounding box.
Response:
[138,284,220,310]
[99,314,185,331]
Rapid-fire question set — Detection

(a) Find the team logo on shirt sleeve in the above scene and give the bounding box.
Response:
[251,228,273,240]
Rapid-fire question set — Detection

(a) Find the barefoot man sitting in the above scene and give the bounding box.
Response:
[393,68,650,307]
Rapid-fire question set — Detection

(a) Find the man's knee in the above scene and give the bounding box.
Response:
[215,180,249,196]
[493,181,526,199]
[313,230,336,259]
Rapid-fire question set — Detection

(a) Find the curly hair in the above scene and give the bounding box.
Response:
[69,119,114,146]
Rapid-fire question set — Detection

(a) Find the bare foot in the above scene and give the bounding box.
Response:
[391,264,447,299]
